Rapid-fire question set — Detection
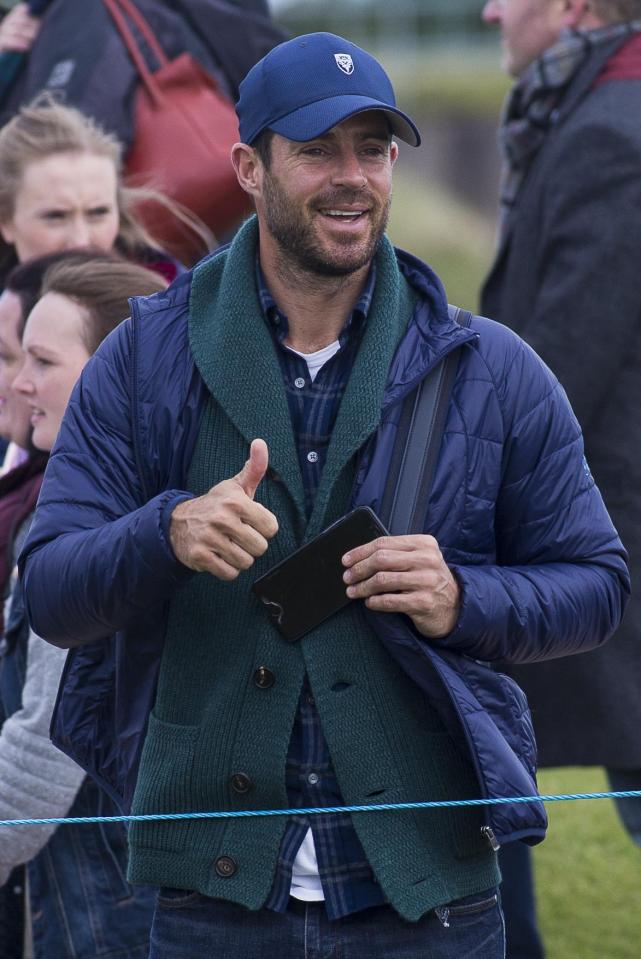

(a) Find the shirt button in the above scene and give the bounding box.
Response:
[214,856,237,878]
[307,772,320,786]
[307,694,315,706]
[253,666,275,689]
[230,773,253,794]
[307,451,319,464]
[294,377,305,389]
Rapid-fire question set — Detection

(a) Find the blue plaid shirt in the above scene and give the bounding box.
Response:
[256,262,386,920]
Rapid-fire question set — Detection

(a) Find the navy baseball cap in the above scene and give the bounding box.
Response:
[236,32,421,147]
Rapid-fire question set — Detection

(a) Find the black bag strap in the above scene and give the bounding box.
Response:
[381,305,473,535]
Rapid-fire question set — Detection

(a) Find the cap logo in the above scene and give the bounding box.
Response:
[334,53,354,75]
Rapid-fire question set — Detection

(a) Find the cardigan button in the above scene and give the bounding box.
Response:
[214,856,237,878]
[230,772,253,794]
[253,666,275,689]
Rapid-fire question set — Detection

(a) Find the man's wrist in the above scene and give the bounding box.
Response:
[162,492,195,562]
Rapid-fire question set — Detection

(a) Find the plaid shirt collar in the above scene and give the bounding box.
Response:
[255,258,376,348]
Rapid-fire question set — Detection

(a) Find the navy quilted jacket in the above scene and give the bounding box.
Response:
[19,242,629,845]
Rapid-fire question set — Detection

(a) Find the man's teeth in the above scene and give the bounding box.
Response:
[325,210,363,217]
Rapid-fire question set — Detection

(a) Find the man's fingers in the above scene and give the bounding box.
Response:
[343,548,414,585]
[190,547,243,581]
[346,570,434,599]
[234,438,269,500]
[342,534,438,567]
[363,592,420,614]
[202,522,270,563]
[236,498,279,540]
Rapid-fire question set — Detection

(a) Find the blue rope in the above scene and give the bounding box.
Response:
[1,790,640,829]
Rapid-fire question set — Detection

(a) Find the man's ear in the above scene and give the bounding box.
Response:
[0,219,15,245]
[562,0,601,29]
[231,143,263,199]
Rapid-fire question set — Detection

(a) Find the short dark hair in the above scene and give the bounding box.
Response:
[5,251,77,336]
[252,129,275,169]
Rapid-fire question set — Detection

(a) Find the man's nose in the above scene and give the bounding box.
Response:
[331,151,367,189]
[481,0,502,24]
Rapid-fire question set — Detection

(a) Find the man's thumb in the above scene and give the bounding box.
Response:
[235,439,269,499]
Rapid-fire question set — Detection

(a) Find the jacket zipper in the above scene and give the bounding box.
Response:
[481,826,501,851]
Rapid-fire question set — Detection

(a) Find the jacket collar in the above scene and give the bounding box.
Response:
[386,247,478,411]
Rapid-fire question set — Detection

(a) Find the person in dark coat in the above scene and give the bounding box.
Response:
[481,0,641,956]
[20,31,629,959]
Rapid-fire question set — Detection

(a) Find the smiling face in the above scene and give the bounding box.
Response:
[254,112,398,278]
[13,291,91,451]
[0,151,120,263]
[0,290,31,447]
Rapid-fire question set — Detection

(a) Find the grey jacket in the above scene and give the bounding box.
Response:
[0,628,84,887]
[481,41,641,767]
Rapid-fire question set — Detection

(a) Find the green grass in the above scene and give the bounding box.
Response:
[534,768,641,959]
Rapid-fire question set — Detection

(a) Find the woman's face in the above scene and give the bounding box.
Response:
[13,292,91,451]
[0,151,120,262]
[0,290,31,448]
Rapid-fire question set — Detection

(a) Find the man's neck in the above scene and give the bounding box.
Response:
[259,246,371,354]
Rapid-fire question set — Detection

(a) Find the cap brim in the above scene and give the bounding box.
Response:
[267,95,421,147]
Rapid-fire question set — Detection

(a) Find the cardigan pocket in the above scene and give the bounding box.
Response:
[131,712,202,838]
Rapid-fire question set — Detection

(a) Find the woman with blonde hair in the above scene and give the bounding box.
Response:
[0,95,202,286]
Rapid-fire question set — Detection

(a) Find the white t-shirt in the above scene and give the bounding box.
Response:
[287,340,340,382]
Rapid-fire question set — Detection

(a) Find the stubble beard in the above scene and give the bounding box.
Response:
[262,170,391,279]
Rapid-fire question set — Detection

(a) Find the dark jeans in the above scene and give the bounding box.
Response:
[148,887,504,958]
[499,843,544,959]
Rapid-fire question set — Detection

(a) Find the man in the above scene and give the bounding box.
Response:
[20,32,628,958]
[481,1,641,956]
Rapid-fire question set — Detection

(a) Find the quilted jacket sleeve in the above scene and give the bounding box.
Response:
[444,328,629,664]
[19,319,193,648]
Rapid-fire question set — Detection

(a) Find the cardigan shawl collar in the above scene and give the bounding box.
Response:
[189,216,417,539]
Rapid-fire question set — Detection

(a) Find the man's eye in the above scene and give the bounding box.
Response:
[361,146,386,158]
[88,207,111,218]
[42,210,67,221]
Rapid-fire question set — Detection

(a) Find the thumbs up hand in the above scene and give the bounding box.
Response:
[234,438,269,500]
[169,439,279,580]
